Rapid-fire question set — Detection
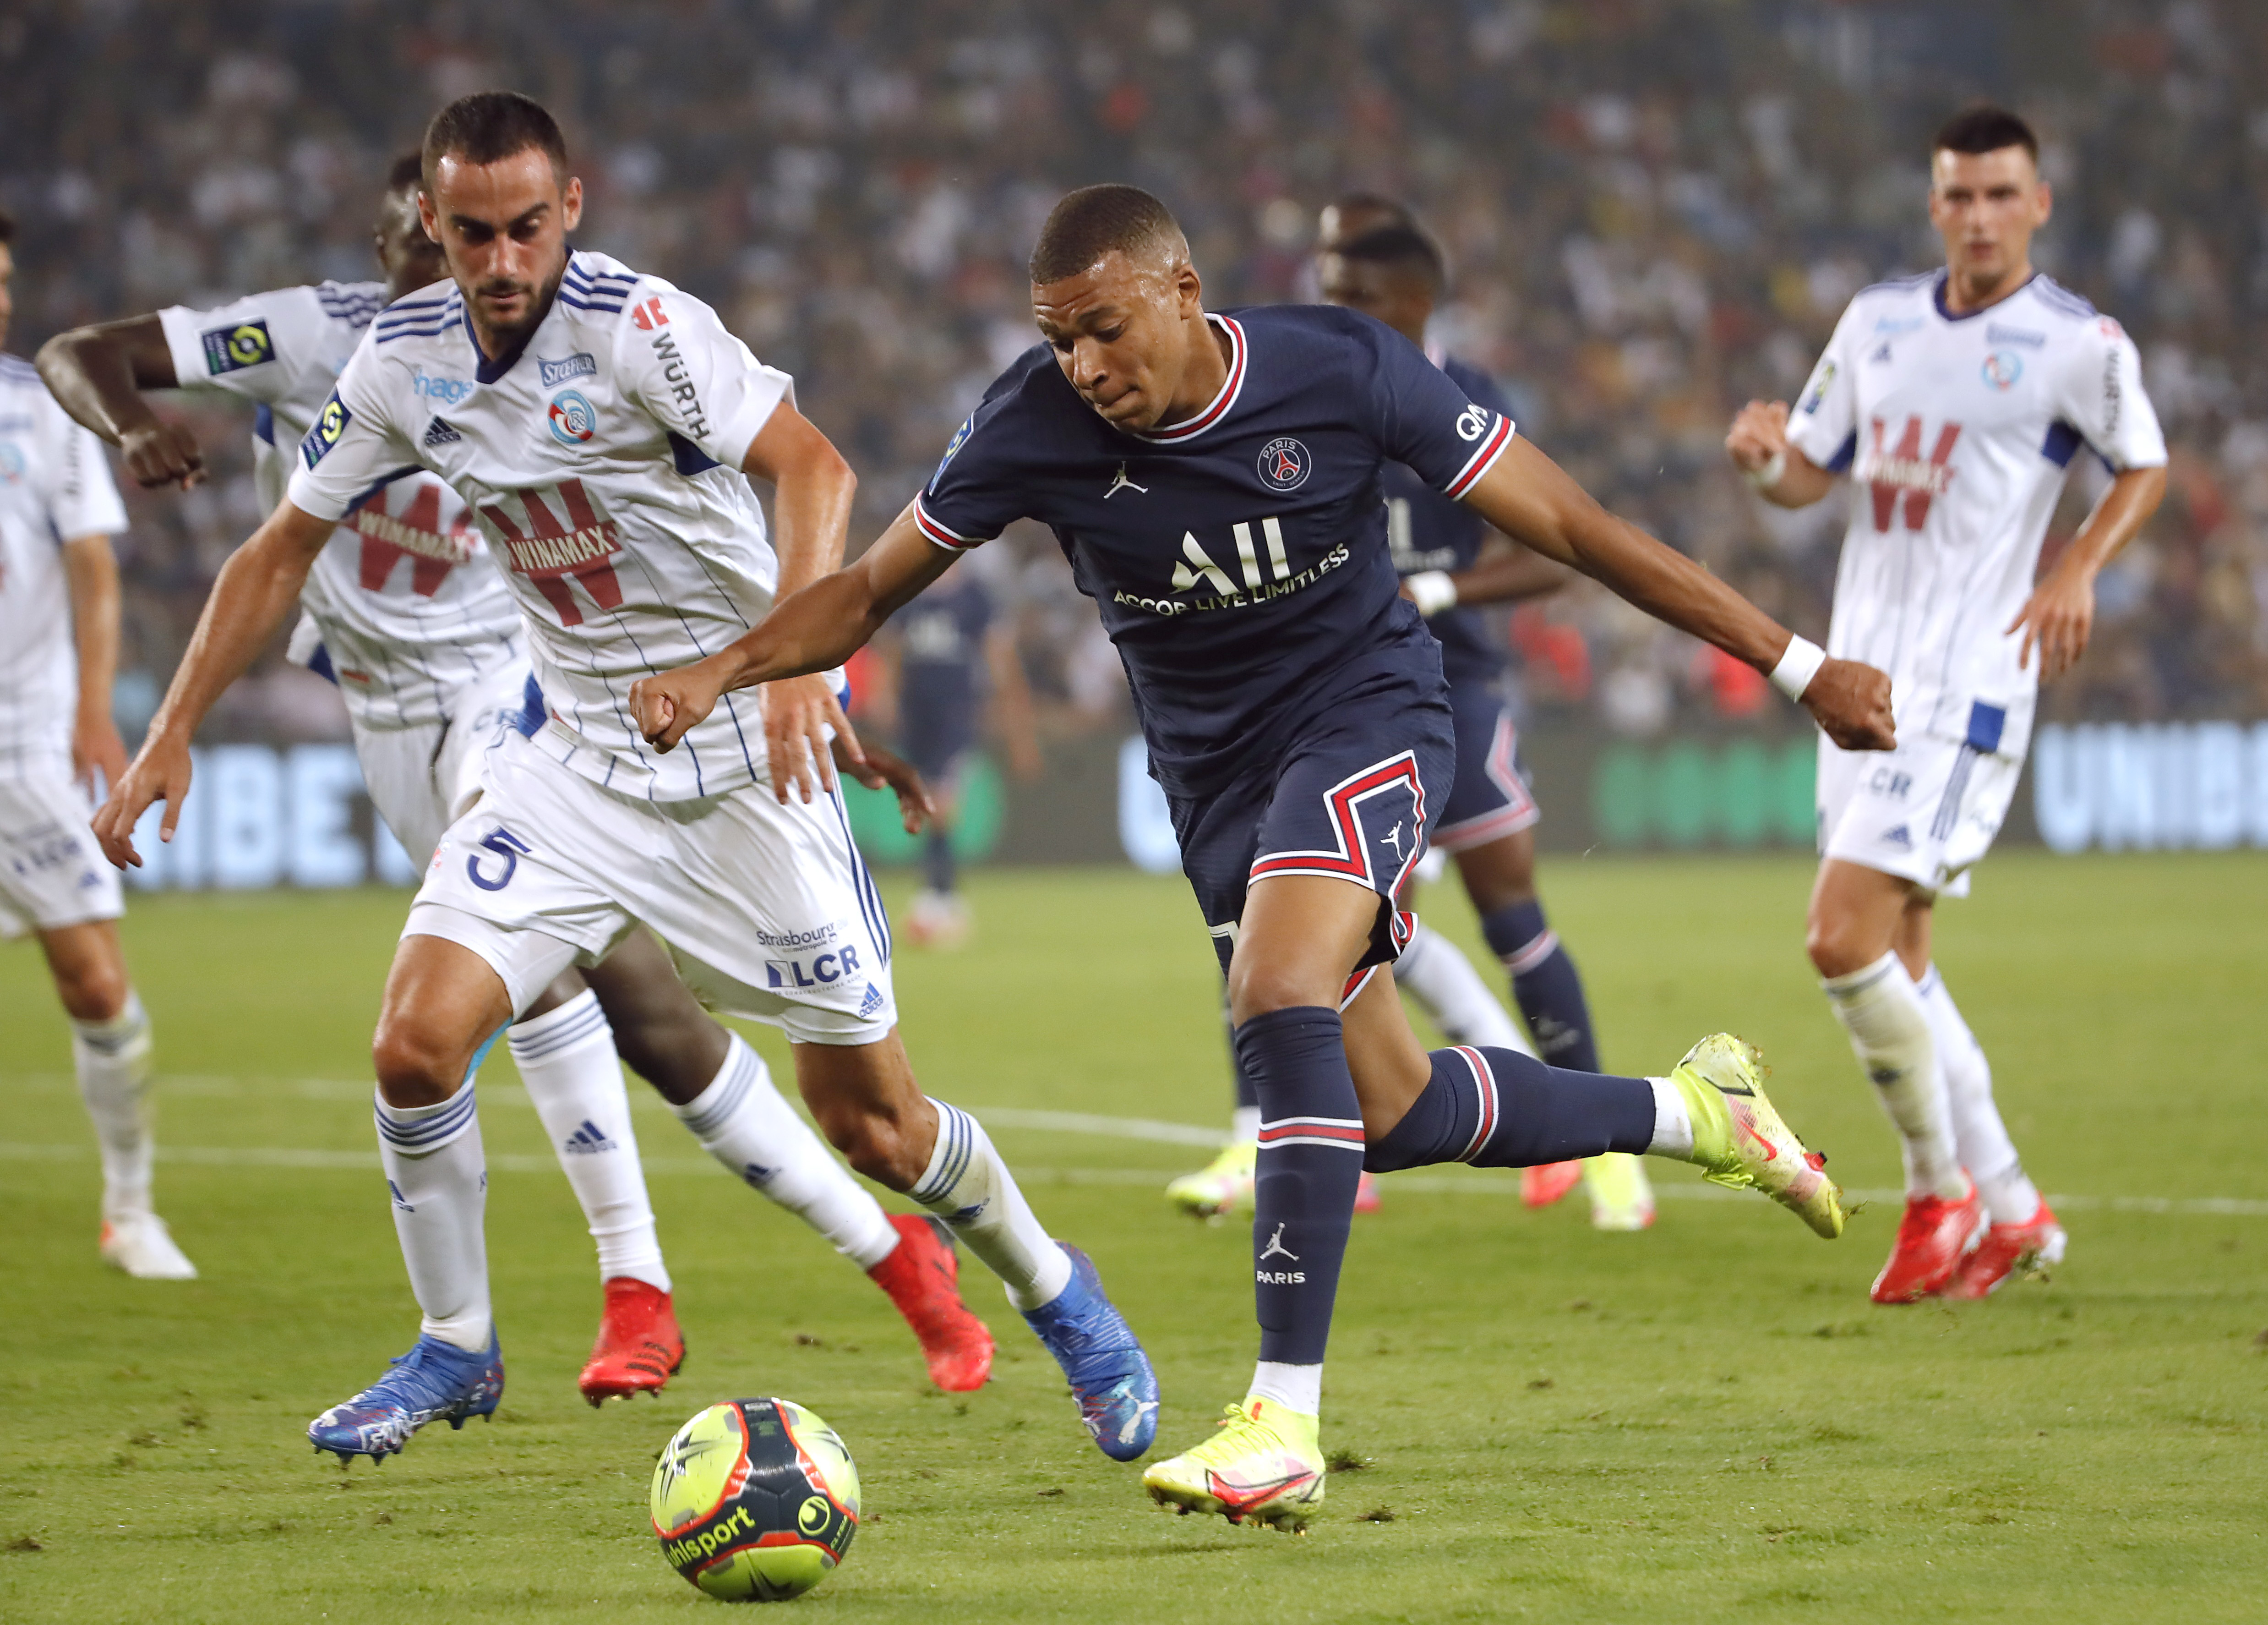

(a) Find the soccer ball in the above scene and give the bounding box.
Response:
[650,1398,861,1603]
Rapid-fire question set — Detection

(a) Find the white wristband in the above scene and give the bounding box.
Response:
[1406,570,1458,617]
[1770,634,1827,700]
[1742,448,1788,492]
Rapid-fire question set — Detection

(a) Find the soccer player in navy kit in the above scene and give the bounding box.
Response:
[632,186,1892,1527]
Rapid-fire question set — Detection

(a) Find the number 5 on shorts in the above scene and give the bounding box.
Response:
[467,827,533,892]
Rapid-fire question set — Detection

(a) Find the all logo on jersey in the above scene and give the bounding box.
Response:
[1980,350,2023,391]
[478,479,623,626]
[300,390,351,469]
[349,481,475,598]
[1257,436,1311,492]
[200,319,275,376]
[539,352,598,388]
[547,388,598,446]
[1861,415,1962,532]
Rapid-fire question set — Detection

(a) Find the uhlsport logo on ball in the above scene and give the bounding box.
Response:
[650,1398,860,1603]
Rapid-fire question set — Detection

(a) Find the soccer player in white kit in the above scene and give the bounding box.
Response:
[1726,107,2168,1303]
[0,208,195,1280]
[93,93,1153,1466]
[44,154,992,1411]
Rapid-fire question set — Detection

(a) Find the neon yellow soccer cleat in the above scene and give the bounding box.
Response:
[1142,1398,1325,1531]
[1582,1152,1655,1231]
[1669,1034,1845,1239]
[1164,1139,1256,1220]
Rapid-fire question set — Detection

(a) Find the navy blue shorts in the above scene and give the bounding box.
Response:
[1432,677,1538,853]
[1167,681,1455,977]
[899,687,976,782]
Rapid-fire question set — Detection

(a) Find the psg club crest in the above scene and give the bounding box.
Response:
[1257,435,1311,492]
[548,388,599,446]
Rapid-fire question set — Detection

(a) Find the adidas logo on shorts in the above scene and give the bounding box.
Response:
[858,983,885,1018]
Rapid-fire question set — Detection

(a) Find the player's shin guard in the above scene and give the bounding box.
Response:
[1392,921,1535,1055]
[1823,953,1965,1200]
[1917,965,2040,1226]
[673,1034,897,1269]
[71,992,155,1221]
[1481,901,1599,1072]
[510,990,671,1291]
[1235,1007,1364,1367]
[375,1083,492,1353]
[1363,1044,1656,1174]
[909,1099,1072,1309]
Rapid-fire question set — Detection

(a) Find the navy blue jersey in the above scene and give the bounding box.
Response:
[890,571,992,770]
[1389,355,1516,688]
[914,305,1515,796]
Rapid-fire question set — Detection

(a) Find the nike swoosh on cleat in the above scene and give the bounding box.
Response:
[1204,1467,1317,1511]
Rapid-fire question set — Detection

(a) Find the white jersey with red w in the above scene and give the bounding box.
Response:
[285,252,795,802]
[1786,270,2166,760]
[159,281,522,729]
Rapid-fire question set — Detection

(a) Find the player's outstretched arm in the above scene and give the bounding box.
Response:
[2007,464,2168,680]
[60,534,130,798]
[1462,437,1895,751]
[36,315,208,491]
[1724,400,1836,509]
[91,503,333,867]
[631,503,955,754]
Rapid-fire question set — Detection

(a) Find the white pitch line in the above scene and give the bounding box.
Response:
[1,1132,2263,1217]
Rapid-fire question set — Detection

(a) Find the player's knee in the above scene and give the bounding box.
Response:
[810,1101,925,1191]
[53,960,130,1023]
[1804,910,1875,979]
[1225,960,1328,1025]
[371,1021,468,1109]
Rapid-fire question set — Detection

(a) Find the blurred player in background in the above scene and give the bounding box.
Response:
[628,184,1887,1528]
[1167,200,1652,1231]
[862,549,1039,947]
[1726,106,2167,1302]
[93,95,1147,1465]
[0,208,193,1280]
[50,140,989,1421]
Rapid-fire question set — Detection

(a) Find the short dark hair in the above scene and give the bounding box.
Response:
[1933,105,2038,163]
[422,91,569,192]
[1326,192,1413,228]
[0,205,14,246]
[386,150,425,195]
[1029,185,1183,285]
[1330,223,1446,296]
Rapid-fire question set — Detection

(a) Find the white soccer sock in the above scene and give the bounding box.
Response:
[1247,1359,1322,1416]
[1391,921,1535,1055]
[910,1099,1072,1311]
[1644,1076,1693,1158]
[1916,965,2040,1226]
[375,1084,491,1352]
[509,990,670,1292]
[1230,1105,1261,1143]
[1822,953,1966,1200]
[672,1034,898,1270]
[71,993,155,1223]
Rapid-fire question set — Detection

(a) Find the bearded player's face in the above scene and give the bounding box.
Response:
[418,146,583,352]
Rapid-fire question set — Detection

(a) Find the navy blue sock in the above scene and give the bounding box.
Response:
[1233,1006,1364,1367]
[921,827,955,894]
[1366,1045,1655,1173]
[1481,900,1600,1072]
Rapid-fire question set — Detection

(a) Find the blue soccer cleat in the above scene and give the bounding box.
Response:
[307,1331,504,1464]
[1021,1244,1158,1461]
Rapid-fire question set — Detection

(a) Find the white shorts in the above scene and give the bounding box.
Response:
[351,657,533,868]
[0,764,124,939]
[1817,731,2022,899]
[405,731,896,1045]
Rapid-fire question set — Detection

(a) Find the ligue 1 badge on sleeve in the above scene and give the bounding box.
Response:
[1257,435,1311,492]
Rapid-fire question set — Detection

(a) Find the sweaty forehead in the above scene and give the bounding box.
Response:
[1031,252,1170,326]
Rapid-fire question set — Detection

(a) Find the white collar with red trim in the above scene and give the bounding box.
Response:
[1136,312,1246,444]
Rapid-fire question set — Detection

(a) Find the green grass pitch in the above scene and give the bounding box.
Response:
[3,853,2264,1622]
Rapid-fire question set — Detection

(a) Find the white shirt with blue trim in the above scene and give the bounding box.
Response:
[286,251,796,802]
[1787,271,2167,760]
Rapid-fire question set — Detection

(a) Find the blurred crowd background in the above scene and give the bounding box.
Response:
[5,0,2266,750]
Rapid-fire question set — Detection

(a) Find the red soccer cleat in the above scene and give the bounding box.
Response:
[1353,1171,1382,1214]
[1869,1180,1985,1304]
[868,1214,994,1393]
[1522,1160,1583,1209]
[1940,1200,2066,1301]
[579,1277,686,1406]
